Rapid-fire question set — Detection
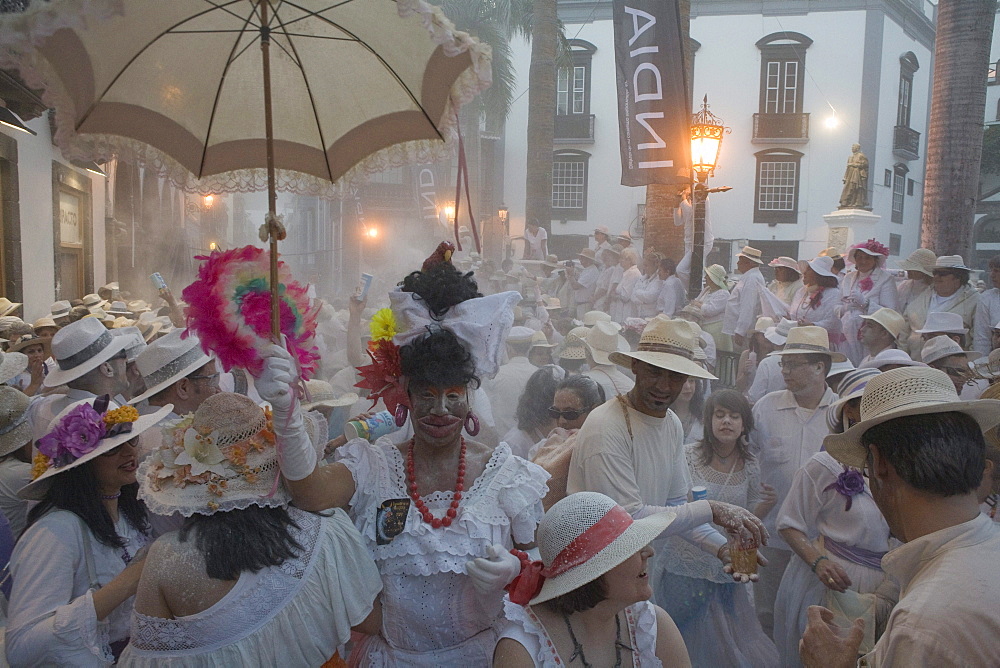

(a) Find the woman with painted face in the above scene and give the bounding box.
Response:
[255,250,547,666]
[772,369,893,666]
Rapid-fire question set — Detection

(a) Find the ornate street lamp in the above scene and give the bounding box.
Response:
[498,204,510,259]
[688,96,731,300]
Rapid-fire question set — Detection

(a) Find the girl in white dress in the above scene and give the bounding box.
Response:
[837,240,899,364]
[6,396,172,666]
[789,257,843,343]
[495,492,688,667]
[653,390,779,667]
[773,369,892,666]
[119,393,381,667]
[256,257,549,666]
[692,264,731,352]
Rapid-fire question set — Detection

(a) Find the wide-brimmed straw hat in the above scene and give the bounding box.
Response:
[807,256,837,278]
[530,330,557,350]
[609,318,716,379]
[131,329,212,403]
[543,254,561,269]
[559,326,590,360]
[139,393,288,516]
[933,255,972,272]
[44,318,129,387]
[768,325,847,363]
[914,311,966,335]
[858,349,926,370]
[763,318,797,346]
[301,379,358,411]
[581,311,618,329]
[824,367,1000,469]
[0,298,22,317]
[737,246,764,265]
[585,321,629,366]
[0,386,32,458]
[920,335,980,366]
[20,396,173,500]
[530,492,675,605]
[818,247,843,260]
[896,248,936,276]
[860,308,905,339]
[7,334,44,354]
[578,248,597,262]
[704,264,731,290]
[768,256,802,274]
[32,317,59,333]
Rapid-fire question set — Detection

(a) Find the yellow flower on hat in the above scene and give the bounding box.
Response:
[31,452,50,480]
[369,308,397,342]
[103,405,139,427]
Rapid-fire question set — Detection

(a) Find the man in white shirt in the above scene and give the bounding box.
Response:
[568,318,767,577]
[656,257,687,318]
[723,246,767,348]
[568,248,601,318]
[592,225,612,264]
[484,326,537,437]
[857,307,904,367]
[801,367,1000,668]
[973,254,1000,353]
[582,321,634,398]
[752,326,842,638]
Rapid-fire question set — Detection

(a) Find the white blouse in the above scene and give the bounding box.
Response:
[118,508,381,667]
[788,286,843,333]
[336,438,549,665]
[6,509,151,666]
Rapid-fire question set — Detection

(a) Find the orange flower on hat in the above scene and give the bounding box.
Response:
[103,405,139,427]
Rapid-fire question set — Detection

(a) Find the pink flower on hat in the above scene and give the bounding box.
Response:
[37,403,106,464]
[851,238,889,257]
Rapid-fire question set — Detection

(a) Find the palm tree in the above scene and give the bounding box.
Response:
[921,0,997,254]
[524,0,560,234]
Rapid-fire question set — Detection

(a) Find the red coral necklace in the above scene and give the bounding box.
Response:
[406,438,465,528]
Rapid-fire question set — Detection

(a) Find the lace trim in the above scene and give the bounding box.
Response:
[0,0,491,199]
[337,439,547,575]
[501,598,560,667]
[128,511,321,653]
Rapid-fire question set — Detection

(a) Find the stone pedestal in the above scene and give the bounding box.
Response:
[822,209,881,254]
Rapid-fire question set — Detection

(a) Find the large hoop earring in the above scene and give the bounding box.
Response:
[394,403,409,427]
[464,412,481,436]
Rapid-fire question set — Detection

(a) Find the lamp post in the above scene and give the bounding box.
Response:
[688,96,731,300]
[498,204,509,259]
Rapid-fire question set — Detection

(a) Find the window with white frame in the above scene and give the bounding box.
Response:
[756,33,812,115]
[754,148,803,224]
[556,40,596,117]
[552,150,589,220]
[897,52,919,127]
[891,164,908,223]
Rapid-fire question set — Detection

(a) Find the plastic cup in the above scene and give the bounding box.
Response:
[728,533,758,576]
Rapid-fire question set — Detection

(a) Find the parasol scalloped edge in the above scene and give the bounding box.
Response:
[182,246,319,380]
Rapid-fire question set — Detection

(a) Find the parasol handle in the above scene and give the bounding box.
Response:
[260,3,281,341]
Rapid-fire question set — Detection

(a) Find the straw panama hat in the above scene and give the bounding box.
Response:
[507,326,535,345]
[530,330,557,349]
[768,325,847,363]
[585,321,629,366]
[530,492,676,605]
[577,248,597,262]
[769,256,802,274]
[131,329,213,404]
[301,379,358,411]
[50,301,72,319]
[594,225,610,236]
[82,293,105,310]
[582,311,618,329]
[704,264,730,290]
[920,335,980,366]
[0,298,22,317]
[828,368,882,427]
[752,316,775,334]
[858,349,926,370]
[44,318,130,388]
[110,326,147,363]
[136,311,163,342]
[824,367,1000,469]
[0,386,32,458]
[32,317,59,333]
[818,247,843,259]
[764,318,796,346]
[20,398,173,500]
[0,349,27,385]
[543,254,561,269]
[609,318,716,380]
[914,311,965,335]
[7,334,44,354]
[807,256,837,278]
[827,359,856,380]
[737,246,764,265]
[105,301,132,317]
[933,255,972,271]
[896,248,936,276]
[859,308,905,339]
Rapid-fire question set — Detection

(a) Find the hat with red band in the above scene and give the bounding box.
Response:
[527,492,675,605]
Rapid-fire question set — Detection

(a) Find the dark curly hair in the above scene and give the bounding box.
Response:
[400,328,480,389]
[399,262,482,320]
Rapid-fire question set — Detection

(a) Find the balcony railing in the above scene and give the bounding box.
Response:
[752,113,809,143]
[893,125,920,160]
[554,113,595,143]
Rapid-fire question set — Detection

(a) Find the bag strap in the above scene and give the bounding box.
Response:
[616,394,634,444]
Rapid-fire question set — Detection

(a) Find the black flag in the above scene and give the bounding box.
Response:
[612,0,691,186]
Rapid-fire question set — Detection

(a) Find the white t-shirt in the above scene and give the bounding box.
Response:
[524,227,548,260]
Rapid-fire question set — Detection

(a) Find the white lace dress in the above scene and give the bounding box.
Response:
[117,508,380,667]
[336,438,549,666]
[651,445,778,667]
[498,597,663,667]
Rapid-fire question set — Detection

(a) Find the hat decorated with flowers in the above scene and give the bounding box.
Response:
[20,395,172,500]
[138,392,290,516]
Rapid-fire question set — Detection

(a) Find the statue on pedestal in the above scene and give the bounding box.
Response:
[838,143,869,210]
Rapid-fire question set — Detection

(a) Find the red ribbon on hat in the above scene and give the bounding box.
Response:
[506,504,634,605]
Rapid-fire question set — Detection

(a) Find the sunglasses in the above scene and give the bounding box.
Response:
[547,406,591,421]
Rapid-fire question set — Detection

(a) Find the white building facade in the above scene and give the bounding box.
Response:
[503,0,938,268]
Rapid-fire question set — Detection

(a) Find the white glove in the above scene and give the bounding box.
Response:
[257,345,317,481]
[465,543,521,594]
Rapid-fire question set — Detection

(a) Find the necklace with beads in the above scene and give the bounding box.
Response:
[406,438,466,529]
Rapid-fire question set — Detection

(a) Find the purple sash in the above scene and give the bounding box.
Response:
[824,537,885,570]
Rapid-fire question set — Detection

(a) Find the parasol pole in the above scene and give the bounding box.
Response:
[259,2,282,340]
